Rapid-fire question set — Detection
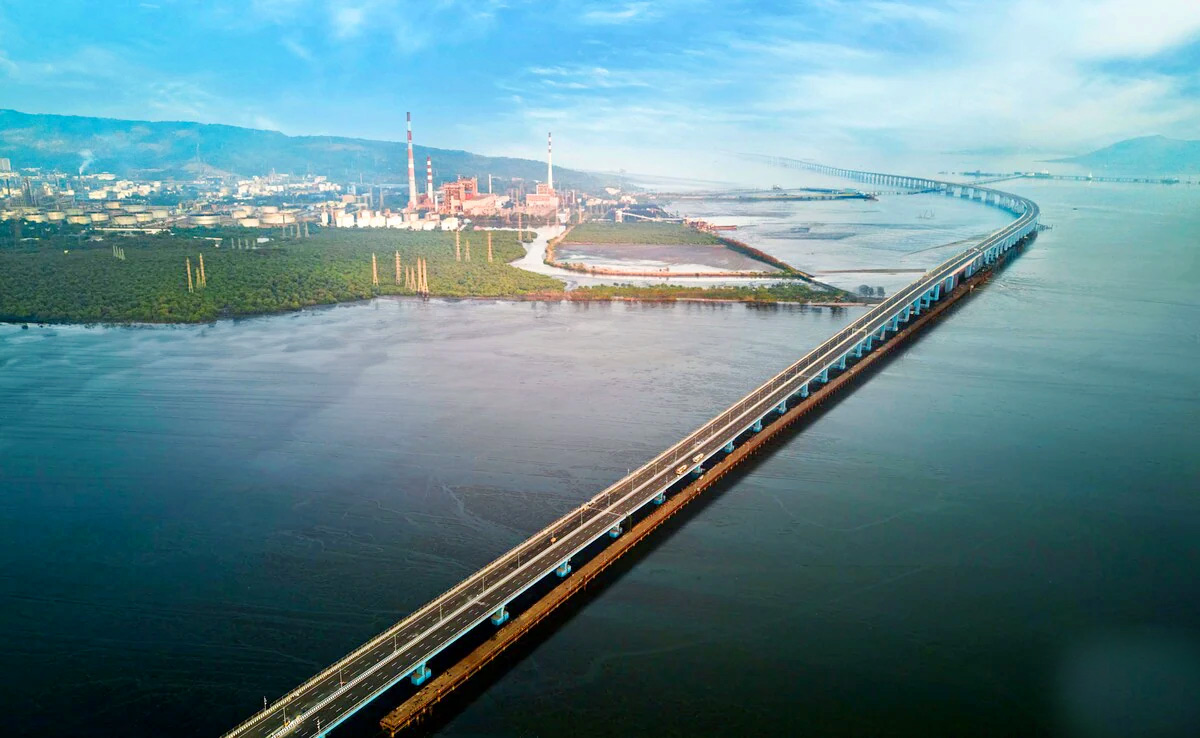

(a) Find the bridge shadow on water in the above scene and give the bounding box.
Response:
[334,241,1032,737]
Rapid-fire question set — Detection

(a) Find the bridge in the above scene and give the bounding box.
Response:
[222,163,1039,738]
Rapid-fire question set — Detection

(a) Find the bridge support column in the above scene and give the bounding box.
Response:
[410,663,432,686]
[751,419,763,432]
[932,283,941,300]
[608,524,623,539]
[724,441,735,453]
[836,355,847,370]
[491,607,510,626]
[555,560,572,578]
[818,368,829,383]
[776,401,787,414]
[800,384,810,398]
[653,492,666,505]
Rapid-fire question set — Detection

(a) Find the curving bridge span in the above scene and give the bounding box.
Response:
[222,164,1039,738]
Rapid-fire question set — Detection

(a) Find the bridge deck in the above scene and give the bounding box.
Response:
[223,164,1039,738]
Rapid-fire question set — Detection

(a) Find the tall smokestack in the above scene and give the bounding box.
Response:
[406,112,417,210]
[547,131,553,191]
[426,156,433,208]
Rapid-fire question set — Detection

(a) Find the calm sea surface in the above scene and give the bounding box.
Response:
[1,180,1198,737]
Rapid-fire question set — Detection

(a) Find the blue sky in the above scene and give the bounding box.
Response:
[1,0,1198,177]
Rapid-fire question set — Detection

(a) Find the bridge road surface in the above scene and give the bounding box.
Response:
[225,173,1038,738]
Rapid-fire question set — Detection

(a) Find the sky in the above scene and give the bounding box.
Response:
[1,0,1199,178]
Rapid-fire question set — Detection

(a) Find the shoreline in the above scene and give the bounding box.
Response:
[0,293,870,328]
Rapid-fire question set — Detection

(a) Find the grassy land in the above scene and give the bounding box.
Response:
[0,227,560,324]
[561,221,723,245]
[571,282,851,303]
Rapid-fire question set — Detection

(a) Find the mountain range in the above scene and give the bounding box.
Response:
[0,109,610,190]
[1052,135,1200,174]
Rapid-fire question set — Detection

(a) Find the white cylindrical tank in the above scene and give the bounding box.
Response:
[112,215,137,226]
[67,215,90,225]
[151,208,170,219]
[259,205,280,214]
[65,207,84,216]
[24,213,47,223]
[47,211,66,221]
[261,212,285,224]
[134,212,152,223]
[103,200,122,210]
[190,214,221,227]
[123,203,147,213]
[237,217,261,228]
[89,212,110,223]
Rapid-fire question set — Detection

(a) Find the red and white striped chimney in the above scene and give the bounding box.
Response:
[406,112,417,210]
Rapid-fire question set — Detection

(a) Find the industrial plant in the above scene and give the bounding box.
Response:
[1,113,600,239]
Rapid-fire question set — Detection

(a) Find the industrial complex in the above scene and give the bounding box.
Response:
[1,114,598,236]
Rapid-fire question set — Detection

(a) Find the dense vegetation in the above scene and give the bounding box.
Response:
[572,282,851,303]
[0,227,560,324]
[561,222,723,245]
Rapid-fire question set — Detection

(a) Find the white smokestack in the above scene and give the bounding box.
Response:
[547,131,553,191]
[426,156,433,208]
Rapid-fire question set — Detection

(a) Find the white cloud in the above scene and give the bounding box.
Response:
[581,2,651,25]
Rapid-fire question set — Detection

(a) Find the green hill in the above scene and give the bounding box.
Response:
[0,109,609,190]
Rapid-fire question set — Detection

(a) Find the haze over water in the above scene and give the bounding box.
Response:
[2,180,1198,737]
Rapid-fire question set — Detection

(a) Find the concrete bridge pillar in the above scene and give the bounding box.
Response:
[776,400,787,415]
[724,440,735,453]
[555,560,572,578]
[932,283,941,300]
[818,368,829,383]
[751,418,763,432]
[411,663,432,686]
[800,384,810,398]
[653,492,666,505]
[491,607,510,626]
[889,315,900,331]
[608,524,623,539]
[836,355,847,370]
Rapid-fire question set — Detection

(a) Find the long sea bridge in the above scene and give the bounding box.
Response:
[222,163,1039,738]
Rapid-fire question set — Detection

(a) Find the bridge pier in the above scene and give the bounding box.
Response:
[800,384,810,398]
[751,418,763,432]
[776,401,787,414]
[608,524,623,539]
[818,368,829,383]
[555,560,572,578]
[836,355,847,370]
[490,607,510,626]
[410,663,432,686]
[653,492,666,505]
[724,440,735,453]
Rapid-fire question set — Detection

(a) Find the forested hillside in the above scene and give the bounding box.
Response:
[0,109,611,189]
